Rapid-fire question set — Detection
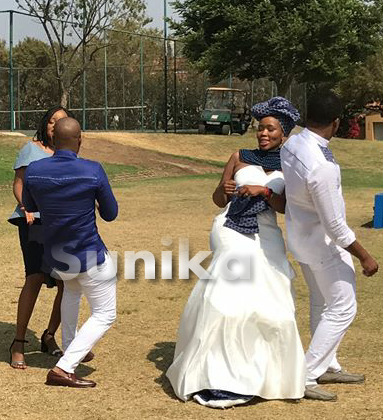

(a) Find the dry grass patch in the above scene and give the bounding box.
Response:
[1,133,383,419]
[1,175,383,419]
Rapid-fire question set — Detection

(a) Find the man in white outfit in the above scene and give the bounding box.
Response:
[23,117,118,388]
[281,91,378,401]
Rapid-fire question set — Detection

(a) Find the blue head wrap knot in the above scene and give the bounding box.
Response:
[251,96,300,136]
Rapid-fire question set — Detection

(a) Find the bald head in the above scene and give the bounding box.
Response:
[53,117,82,152]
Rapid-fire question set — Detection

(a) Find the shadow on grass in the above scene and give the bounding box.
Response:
[146,341,178,400]
[361,220,374,228]
[0,321,94,376]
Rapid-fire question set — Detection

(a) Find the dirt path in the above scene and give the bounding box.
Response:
[1,135,223,182]
[81,136,222,179]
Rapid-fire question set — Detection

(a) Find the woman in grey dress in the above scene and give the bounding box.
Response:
[8,106,68,368]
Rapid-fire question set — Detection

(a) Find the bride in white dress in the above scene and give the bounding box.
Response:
[166,97,306,408]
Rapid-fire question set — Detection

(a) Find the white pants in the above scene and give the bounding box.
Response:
[299,249,356,385]
[55,253,117,373]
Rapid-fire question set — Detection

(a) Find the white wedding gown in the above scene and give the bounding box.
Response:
[166,165,306,402]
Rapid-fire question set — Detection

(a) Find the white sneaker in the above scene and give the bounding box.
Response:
[193,392,253,409]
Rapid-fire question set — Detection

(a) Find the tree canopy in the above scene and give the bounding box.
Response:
[15,0,150,106]
[337,49,383,111]
[171,0,383,95]
[0,28,205,131]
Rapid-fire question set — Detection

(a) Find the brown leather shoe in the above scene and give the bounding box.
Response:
[45,369,96,388]
[82,351,94,363]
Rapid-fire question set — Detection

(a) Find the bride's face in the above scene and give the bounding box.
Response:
[256,116,284,151]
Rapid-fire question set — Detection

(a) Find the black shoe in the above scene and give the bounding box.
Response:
[41,329,63,357]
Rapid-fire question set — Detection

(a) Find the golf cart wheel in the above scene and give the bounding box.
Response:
[221,124,231,135]
[198,124,206,134]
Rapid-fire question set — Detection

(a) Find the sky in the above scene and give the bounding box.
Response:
[0,0,177,44]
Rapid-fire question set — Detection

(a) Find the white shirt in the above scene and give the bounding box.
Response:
[281,128,356,264]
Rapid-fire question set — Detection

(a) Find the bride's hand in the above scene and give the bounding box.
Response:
[237,185,266,198]
[222,180,237,195]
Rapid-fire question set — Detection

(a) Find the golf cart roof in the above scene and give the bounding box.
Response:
[206,87,245,92]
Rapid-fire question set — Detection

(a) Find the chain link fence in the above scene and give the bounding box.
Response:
[0,10,306,132]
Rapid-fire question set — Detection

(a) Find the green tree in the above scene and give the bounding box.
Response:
[0,40,7,66]
[13,37,52,69]
[337,49,383,110]
[12,38,56,127]
[171,0,383,96]
[15,0,150,107]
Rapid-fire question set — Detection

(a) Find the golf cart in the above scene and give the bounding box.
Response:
[198,87,251,135]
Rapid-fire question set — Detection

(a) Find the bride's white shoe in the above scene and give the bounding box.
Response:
[193,393,252,409]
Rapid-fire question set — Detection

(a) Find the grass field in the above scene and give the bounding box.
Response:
[0,132,382,420]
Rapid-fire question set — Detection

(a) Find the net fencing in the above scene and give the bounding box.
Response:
[0,10,306,132]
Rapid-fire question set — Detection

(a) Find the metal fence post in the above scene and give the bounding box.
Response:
[173,40,177,133]
[17,68,21,129]
[304,82,307,123]
[82,70,86,130]
[9,11,14,131]
[104,29,108,130]
[181,78,184,129]
[251,80,254,106]
[122,67,126,130]
[82,7,86,130]
[163,0,168,133]
[140,35,144,132]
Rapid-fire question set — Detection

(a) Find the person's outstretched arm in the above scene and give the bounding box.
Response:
[308,163,378,276]
[346,240,378,277]
[96,164,118,222]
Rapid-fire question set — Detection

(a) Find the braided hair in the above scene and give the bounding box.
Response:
[34,106,74,146]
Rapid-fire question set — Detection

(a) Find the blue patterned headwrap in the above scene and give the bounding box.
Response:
[252,96,300,136]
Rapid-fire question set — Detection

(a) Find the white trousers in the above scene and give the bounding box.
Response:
[55,253,117,373]
[299,249,356,385]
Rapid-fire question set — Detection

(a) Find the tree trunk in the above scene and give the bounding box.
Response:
[275,75,293,98]
[60,89,69,108]
[275,83,288,97]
